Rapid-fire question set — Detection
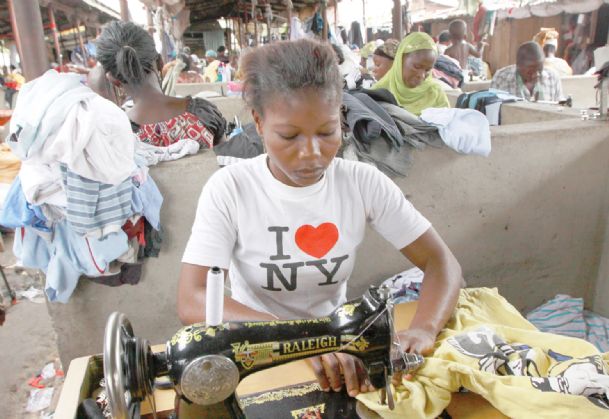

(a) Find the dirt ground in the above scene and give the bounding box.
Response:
[0,232,63,419]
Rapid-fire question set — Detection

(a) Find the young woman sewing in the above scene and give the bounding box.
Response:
[177,39,462,399]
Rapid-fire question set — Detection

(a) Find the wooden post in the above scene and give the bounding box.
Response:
[7,0,49,80]
[392,0,403,40]
[321,0,328,41]
[237,18,243,49]
[254,18,259,46]
[48,5,62,64]
[76,17,88,60]
[266,5,272,43]
[252,0,258,46]
[285,0,293,40]
[362,0,367,43]
[333,0,338,35]
[119,0,129,22]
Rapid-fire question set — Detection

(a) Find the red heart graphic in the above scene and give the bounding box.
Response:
[295,223,339,259]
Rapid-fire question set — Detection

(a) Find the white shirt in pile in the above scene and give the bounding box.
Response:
[182,154,431,319]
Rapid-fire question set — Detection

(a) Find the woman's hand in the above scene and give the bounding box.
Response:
[396,327,436,355]
[392,327,436,385]
[306,353,375,397]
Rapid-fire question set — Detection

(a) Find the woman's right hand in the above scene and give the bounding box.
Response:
[306,353,375,397]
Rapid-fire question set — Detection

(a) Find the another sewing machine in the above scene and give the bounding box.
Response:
[102,285,424,418]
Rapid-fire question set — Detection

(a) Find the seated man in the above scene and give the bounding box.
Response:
[491,41,563,102]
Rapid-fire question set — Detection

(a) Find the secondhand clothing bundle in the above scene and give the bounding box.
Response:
[0,70,164,303]
[216,88,489,177]
[358,288,609,418]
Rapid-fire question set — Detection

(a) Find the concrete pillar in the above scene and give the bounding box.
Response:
[361,0,366,43]
[266,5,272,43]
[253,1,259,47]
[392,0,403,40]
[119,0,130,22]
[333,0,338,35]
[48,5,62,64]
[147,6,155,36]
[7,0,49,80]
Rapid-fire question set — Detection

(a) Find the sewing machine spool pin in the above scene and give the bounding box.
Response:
[103,285,424,418]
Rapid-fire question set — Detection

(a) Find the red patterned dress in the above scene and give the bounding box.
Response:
[131,97,225,148]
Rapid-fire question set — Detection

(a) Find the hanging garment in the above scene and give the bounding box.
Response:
[61,165,133,238]
[373,33,450,116]
[161,59,186,97]
[131,177,163,231]
[420,108,491,156]
[290,16,311,41]
[8,70,95,160]
[358,288,609,418]
[342,92,404,150]
[13,222,129,303]
[139,219,163,258]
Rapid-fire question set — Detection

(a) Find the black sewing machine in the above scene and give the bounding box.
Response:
[102,285,423,418]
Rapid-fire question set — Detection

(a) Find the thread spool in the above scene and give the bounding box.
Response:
[206,267,224,327]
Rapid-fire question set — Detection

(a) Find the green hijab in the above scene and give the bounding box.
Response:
[373,32,449,116]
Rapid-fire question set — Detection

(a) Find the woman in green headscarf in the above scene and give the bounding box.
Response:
[373,32,449,116]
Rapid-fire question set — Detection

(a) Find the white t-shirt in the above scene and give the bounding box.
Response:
[182,154,431,319]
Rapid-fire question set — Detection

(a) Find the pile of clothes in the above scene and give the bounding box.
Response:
[0,70,163,303]
[216,88,491,177]
[341,88,492,176]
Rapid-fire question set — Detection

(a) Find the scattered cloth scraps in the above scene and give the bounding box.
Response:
[17,286,45,303]
[381,267,424,303]
[26,388,54,412]
[135,139,200,166]
[527,294,609,352]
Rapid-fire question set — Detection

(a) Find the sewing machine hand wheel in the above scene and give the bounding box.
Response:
[103,312,155,419]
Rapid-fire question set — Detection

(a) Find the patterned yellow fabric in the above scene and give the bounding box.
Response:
[357,288,609,418]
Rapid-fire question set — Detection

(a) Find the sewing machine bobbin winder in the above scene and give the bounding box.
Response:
[102,285,424,418]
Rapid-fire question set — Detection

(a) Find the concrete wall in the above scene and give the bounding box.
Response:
[174,82,227,97]
[48,99,609,368]
[461,76,598,110]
